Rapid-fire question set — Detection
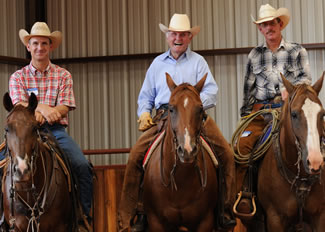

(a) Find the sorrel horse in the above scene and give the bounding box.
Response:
[238,73,325,232]
[143,73,219,232]
[1,92,75,232]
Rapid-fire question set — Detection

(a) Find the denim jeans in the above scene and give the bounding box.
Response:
[43,123,93,217]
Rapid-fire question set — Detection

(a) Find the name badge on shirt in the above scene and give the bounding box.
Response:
[27,88,38,96]
[241,131,252,137]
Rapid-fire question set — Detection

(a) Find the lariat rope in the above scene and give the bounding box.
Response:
[231,109,280,164]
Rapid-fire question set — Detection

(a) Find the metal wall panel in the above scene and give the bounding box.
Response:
[0,0,25,57]
[1,0,325,165]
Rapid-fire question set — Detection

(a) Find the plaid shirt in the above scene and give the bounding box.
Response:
[240,38,311,116]
[9,62,76,125]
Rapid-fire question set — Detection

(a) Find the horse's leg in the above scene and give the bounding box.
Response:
[147,214,169,232]
[196,212,214,232]
[314,212,325,232]
[265,209,287,232]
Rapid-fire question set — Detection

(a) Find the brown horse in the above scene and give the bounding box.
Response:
[1,92,75,232]
[237,73,325,232]
[143,73,219,232]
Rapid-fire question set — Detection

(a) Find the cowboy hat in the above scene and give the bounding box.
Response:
[251,4,290,30]
[159,14,200,37]
[19,22,62,50]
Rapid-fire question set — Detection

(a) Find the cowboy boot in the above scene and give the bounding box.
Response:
[131,212,147,232]
[219,170,237,229]
[130,188,147,232]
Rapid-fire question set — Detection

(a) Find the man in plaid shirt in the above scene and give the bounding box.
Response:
[241,4,311,116]
[9,22,93,231]
[235,4,311,214]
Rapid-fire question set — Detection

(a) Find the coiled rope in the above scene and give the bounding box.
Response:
[231,109,280,165]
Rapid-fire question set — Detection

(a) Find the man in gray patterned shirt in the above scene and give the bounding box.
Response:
[240,4,311,116]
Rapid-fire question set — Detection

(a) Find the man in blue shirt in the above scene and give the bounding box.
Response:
[118,14,236,232]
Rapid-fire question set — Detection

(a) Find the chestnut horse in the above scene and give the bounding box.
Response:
[1,92,76,232]
[143,74,219,232]
[238,73,325,232]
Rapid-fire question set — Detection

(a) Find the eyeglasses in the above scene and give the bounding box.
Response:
[259,19,279,28]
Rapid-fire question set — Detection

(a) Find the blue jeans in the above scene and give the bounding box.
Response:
[43,123,93,217]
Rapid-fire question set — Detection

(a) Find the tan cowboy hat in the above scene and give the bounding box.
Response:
[159,13,200,37]
[251,4,290,30]
[19,22,62,50]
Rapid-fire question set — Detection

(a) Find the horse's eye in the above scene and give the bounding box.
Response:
[291,111,298,119]
[169,106,174,113]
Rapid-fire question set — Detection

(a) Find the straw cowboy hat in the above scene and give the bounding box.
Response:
[19,22,62,50]
[251,4,290,30]
[159,14,200,37]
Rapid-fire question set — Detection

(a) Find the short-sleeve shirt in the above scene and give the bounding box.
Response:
[9,62,76,125]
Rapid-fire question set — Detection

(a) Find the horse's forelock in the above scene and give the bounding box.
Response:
[171,84,200,101]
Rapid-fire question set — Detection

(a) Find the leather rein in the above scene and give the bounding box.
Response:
[273,86,322,229]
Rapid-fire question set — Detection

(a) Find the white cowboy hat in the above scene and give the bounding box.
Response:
[159,13,200,37]
[19,22,62,50]
[251,4,290,30]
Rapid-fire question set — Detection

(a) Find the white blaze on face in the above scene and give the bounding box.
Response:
[184,128,192,153]
[184,97,188,108]
[16,154,28,174]
[302,98,323,171]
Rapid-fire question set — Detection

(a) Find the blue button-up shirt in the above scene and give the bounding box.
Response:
[137,48,218,117]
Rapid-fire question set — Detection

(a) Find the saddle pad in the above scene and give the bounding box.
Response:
[143,131,166,169]
[142,131,219,169]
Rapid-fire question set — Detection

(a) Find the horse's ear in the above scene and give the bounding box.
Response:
[312,71,325,95]
[3,92,14,112]
[166,73,177,92]
[195,73,207,93]
[28,93,38,112]
[280,73,294,94]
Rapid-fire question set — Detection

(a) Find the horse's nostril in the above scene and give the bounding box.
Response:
[177,146,184,155]
[307,159,311,166]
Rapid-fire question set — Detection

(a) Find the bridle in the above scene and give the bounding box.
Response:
[159,95,207,191]
[273,85,323,230]
[4,126,50,232]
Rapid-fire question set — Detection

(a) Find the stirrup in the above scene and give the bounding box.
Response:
[233,190,256,220]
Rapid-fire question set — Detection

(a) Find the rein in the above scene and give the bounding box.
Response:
[273,86,321,230]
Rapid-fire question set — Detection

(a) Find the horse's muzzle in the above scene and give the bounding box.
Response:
[177,144,198,163]
[13,162,31,182]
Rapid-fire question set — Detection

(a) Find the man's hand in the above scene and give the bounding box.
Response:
[35,111,46,125]
[37,104,62,124]
[137,112,155,131]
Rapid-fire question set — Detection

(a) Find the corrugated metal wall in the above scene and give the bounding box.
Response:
[1,0,325,165]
